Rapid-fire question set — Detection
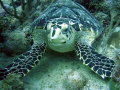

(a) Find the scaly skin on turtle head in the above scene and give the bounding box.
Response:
[46,18,76,52]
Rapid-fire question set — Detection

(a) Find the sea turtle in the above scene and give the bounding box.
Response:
[0,0,115,80]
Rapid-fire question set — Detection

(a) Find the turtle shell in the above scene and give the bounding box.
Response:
[31,0,103,36]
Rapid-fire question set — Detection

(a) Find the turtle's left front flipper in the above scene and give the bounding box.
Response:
[0,42,46,80]
[75,42,115,79]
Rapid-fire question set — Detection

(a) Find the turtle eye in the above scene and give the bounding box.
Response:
[63,28,69,34]
[64,29,68,33]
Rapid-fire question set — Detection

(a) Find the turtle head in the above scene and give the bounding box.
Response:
[46,19,75,52]
[47,22,70,43]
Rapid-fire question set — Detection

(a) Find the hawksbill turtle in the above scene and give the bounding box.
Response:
[0,0,115,80]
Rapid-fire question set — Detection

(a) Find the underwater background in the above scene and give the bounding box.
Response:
[0,0,120,90]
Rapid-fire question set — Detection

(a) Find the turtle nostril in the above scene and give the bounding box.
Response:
[64,29,68,32]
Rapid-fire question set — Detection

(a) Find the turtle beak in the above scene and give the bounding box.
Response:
[49,27,67,43]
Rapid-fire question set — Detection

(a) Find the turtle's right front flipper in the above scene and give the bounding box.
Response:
[0,42,46,80]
